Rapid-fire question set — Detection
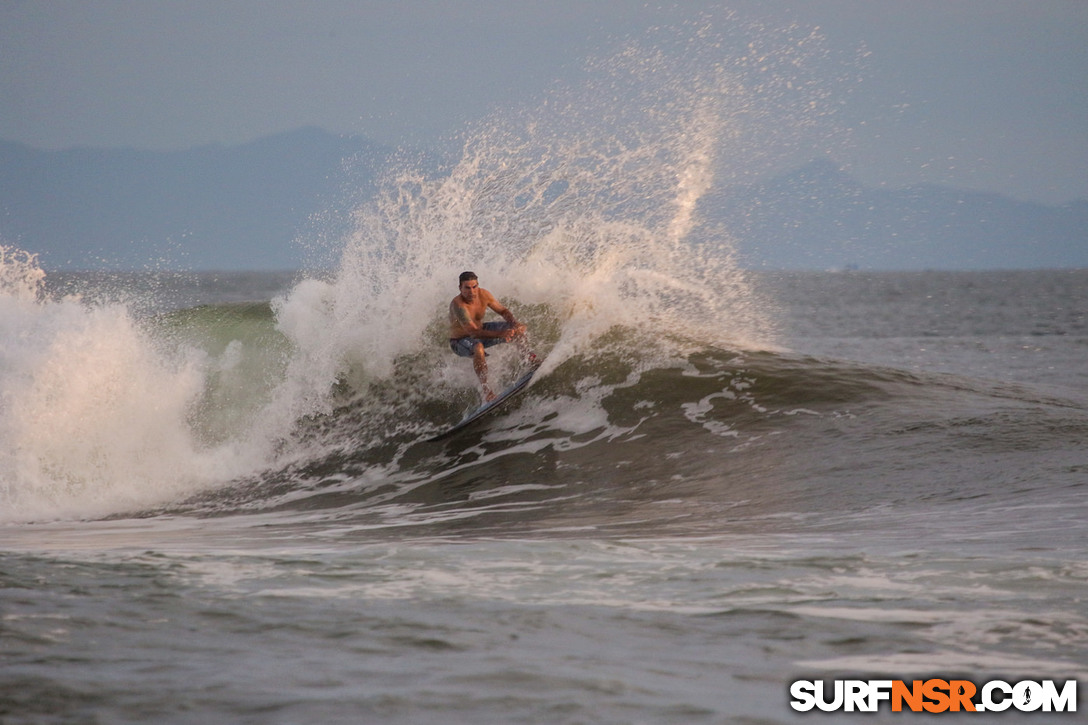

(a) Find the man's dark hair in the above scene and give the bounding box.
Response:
[459,271,478,285]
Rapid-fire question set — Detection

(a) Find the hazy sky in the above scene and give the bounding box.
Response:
[2,0,1086,204]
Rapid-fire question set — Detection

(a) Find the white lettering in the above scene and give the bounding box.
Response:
[844,680,869,712]
[982,680,1012,712]
[789,680,816,712]
[815,679,844,712]
[1014,681,1043,712]
[790,677,1077,714]
[1041,680,1077,712]
[868,680,893,711]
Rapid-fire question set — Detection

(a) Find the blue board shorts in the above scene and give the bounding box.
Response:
[449,322,514,357]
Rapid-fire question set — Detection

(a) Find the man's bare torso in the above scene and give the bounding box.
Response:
[448,287,498,339]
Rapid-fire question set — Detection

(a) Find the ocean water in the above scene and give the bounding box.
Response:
[4,264,1085,725]
[3,20,1087,724]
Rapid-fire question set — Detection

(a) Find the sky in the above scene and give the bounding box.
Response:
[2,0,1086,205]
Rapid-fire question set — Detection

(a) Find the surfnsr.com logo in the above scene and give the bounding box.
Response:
[790,679,1077,713]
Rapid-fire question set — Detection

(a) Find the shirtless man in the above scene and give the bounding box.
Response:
[448,271,531,401]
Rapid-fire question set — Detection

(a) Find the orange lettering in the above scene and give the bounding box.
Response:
[949,680,977,712]
[923,679,951,713]
[892,680,924,712]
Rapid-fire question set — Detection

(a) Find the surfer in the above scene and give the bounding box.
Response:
[448,271,533,401]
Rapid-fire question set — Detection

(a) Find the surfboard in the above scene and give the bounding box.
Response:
[428,362,541,441]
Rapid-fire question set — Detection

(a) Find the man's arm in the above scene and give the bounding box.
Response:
[451,301,479,335]
[485,291,526,339]
[488,297,517,325]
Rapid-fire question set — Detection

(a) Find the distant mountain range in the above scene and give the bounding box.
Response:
[0,127,390,270]
[713,158,1088,270]
[1,129,1085,270]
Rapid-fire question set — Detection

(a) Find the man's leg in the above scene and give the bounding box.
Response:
[512,328,536,364]
[472,342,495,401]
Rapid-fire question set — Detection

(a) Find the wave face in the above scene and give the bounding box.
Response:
[169,325,1088,540]
[11,240,1088,532]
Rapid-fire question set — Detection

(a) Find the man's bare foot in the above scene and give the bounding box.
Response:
[482,386,496,402]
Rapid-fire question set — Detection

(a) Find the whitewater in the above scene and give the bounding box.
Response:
[3,19,1087,724]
